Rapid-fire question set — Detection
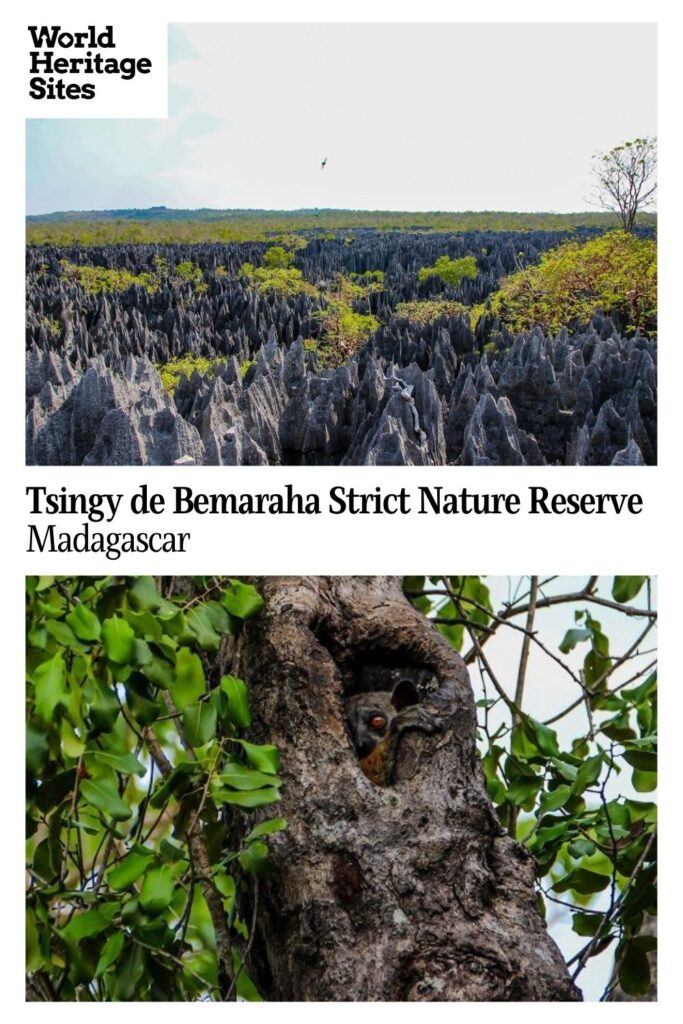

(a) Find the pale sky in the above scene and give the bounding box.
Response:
[26,23,657,214]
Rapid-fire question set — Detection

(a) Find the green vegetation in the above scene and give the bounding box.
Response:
[312,305,378,367]
[475,231,656,335]
[407,574,657,1000]
[238,243,318,296]
[350,269,385,287]
[174,261,207,292]
[157,354,226,393]
[238,260,317,299]
[262,246,296,269]
[417,254,478,287]
[59,258,209,296]
[239,358,256,378]
[26,575,283,1001]
[310,275,380,366]
[36,315,62,338]
[394,299,470,324]
[59,260,160,295]
[26,208,656,246]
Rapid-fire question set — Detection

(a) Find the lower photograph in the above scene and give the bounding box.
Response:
[25,575,657,1002]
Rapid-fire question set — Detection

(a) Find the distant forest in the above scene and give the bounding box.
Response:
[25,207,657,246]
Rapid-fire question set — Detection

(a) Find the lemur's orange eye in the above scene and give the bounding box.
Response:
[369,715,386,731]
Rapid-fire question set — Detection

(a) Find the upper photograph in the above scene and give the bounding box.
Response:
[25,23,657,467]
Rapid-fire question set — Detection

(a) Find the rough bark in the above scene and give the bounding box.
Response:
[232,576,579,1001]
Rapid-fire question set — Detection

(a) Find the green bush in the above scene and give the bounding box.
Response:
[417,255,478,287]
[239,263,317,298]
[174,261,206,290]
[59,258,210,295]
[157,354,226,393]
[350,269,385,288]
[59,260,159,295]
[394,299,469,324]
[262,246,296,269]
[482,231,656,335]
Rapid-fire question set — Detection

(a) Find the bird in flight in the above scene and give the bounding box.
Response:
[321,157,327,170]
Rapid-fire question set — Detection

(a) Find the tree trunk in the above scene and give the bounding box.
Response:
[233,576,580,1001]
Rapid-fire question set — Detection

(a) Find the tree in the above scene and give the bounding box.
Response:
[590,138,657,233]
[26,575,656,1001]
[238,576,579,1000]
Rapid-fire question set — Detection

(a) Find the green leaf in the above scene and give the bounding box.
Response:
[559,628,591,653]
[170,648,205,710]
[128,576,161,611]
[185,605,222,651]
[612,576,648,603]
[143,655,175,689]
[80,778,132,822]
[126,577,179,618]
[568,838,597,859]
[94,930,125,977]
[553,868,611,895]
[89,750,146,777]
[221,580,264,620]
[107,847,155,890]
[26,722,49,777]
[149,762,199,809]
[246,817,288,842]
[219,766,282,791]
[139,865,175,914]
[33,653,66,721]
[213,787,281,808]
[102,617,135,665]
[89,677,120,733]
[549,756,578,782]
[44,619,87,652]
[114,943,146,1000]
[61,907,115,942]
[220,675,251,728]
[538,785,572,816]
[510,724,538,759]
[122,608,163,642]
[66,604,101,641]
[34,768,77,813]
[183,702,217,747]
[632,769,657,792]
[214,872,236,901]
[159,840,185,863]
[233,740,280,774]
[61,719,85,758]
[239,840,270,876]
[526,717,560,757]
[619,939,651,996]
[623,747,657,773]
[505,777,542,808]
[132,639,152,666]
[572,753,604,795]
[26,907,45,972]
[572,912,604,937]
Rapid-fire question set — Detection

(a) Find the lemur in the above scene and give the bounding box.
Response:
[344,678,443,785]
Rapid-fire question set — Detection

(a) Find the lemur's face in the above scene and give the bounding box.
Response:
[344,679,419,758]
[344,692,394,758]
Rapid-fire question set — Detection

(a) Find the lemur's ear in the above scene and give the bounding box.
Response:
[392,678,419,711]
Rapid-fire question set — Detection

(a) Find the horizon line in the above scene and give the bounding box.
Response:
[26,205,629,219]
